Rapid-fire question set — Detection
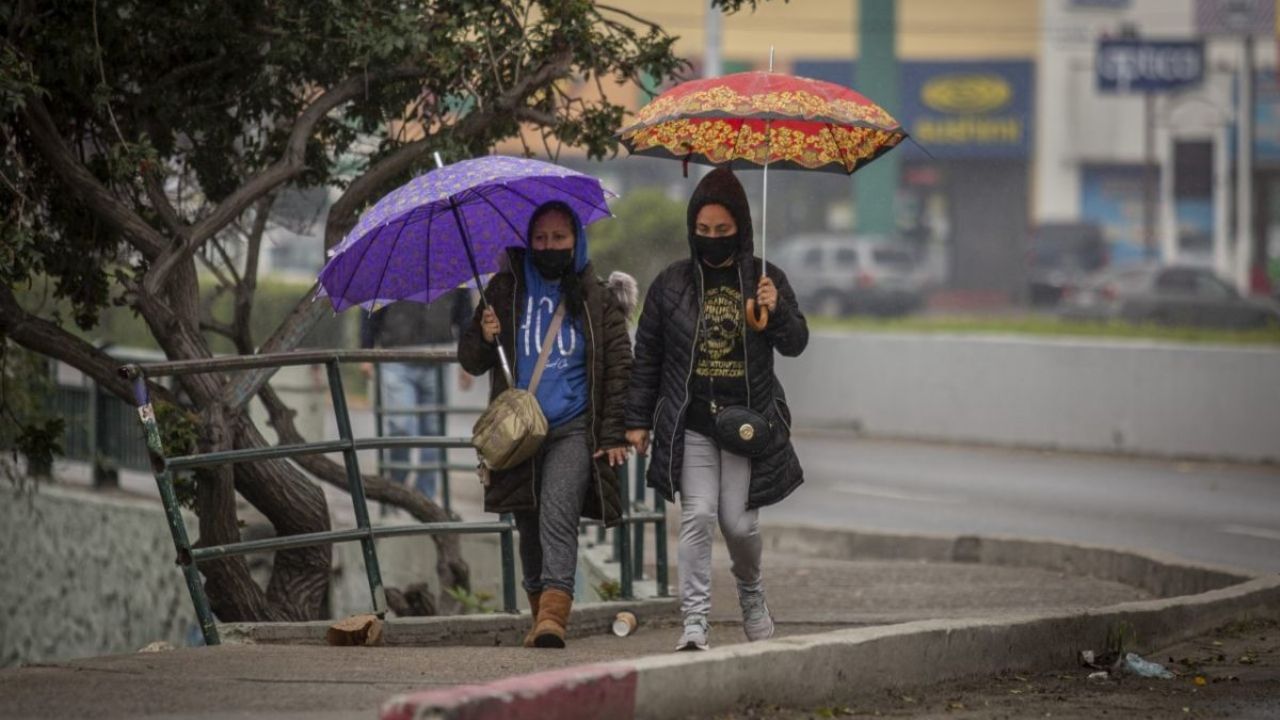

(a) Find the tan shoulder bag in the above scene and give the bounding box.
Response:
[471,302,566,472]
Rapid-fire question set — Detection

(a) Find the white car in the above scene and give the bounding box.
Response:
[772,235,929,317]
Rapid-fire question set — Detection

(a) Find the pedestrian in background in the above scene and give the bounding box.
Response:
[458,200,636,648]
[361,289,472,500]
[625,168,808,651]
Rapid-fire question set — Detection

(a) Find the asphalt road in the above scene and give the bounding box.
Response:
[769,432,1280,573]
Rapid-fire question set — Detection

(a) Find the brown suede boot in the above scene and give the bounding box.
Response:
[532,588,572,648]
[522,591,542,648]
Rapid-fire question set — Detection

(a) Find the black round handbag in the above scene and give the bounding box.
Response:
[711,403,773,458]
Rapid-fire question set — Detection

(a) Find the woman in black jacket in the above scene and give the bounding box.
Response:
[625,168,808,651]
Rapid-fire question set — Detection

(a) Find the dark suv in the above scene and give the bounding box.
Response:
[1027,222,1108,306]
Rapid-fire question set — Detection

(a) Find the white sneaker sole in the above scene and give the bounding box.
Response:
[676,639,710,652]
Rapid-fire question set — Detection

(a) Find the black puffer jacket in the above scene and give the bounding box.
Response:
[625,168,808,509]
[458,247,633,525]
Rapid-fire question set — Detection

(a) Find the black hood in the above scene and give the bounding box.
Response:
[686,167,754,261]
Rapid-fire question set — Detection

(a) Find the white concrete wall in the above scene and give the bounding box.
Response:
[775,332,1280,462]
[0,486,196,667]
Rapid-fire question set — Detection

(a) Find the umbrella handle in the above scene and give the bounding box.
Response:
[495,343,514,388]
[745,298,769,331]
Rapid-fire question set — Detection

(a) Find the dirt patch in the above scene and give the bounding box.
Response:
[706,618,1280,720]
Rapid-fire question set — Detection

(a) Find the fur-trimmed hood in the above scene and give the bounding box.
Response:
[606,270,638,319]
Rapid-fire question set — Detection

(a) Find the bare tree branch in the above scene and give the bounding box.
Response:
[143,169,188,239]
[20,97,168,260]
[232,196,272,354]
[0,284,174,405]
[596,3,666,31]
[144,65,423,296]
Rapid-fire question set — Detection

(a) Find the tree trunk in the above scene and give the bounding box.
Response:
[232,417,332,619]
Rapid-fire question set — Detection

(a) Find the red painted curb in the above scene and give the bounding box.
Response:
[379,662,639,720]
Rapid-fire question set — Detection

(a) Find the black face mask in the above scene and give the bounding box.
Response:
[531,248,574,279]
[692,233,737,267]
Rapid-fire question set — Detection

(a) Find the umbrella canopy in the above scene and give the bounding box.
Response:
[319,155,614,313]
[618,70,907,175]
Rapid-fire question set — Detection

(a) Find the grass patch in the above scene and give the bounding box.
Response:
[809,314,1280,345]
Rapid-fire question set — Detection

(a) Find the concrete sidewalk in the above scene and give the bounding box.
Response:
[0,539,1155,720]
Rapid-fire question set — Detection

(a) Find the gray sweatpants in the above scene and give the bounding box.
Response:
[678,430,762,619]
[513,413,591,596]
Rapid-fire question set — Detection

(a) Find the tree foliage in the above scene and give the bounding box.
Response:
[589,187,688,296]
[0,0,765,621]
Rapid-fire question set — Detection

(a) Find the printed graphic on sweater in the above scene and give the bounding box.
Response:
[520,295,578,371]
[695,284,745,380]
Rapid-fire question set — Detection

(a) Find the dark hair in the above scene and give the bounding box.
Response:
[528,201,585,318]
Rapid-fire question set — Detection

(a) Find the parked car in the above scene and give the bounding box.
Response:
[1027,222,1108,306]
[1060,263,1280,330]
[772,235,928,317]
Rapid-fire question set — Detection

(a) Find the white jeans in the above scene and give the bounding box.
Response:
[677,430,762,619]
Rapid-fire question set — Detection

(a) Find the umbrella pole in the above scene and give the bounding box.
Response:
[745,47,775,332]
[449,198,514,387]
[761,46,775,277]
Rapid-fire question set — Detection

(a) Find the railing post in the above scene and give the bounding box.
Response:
[326,360,387,616]
[436,362,452,515]
[373,363,387,518]
[617,464,633,600]
[125,371,220,645]
[632,455,646,582]
[499,513,518,613]
[655,505,669,598]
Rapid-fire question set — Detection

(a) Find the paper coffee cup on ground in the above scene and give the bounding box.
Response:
[612,611,638,637]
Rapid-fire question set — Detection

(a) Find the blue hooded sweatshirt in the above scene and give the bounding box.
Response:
[515,207,590,429]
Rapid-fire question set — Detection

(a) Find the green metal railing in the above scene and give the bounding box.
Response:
[120,347,667,647]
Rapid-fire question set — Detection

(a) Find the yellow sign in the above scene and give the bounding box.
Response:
[915,118,1022,145]
[921,74,1012,115]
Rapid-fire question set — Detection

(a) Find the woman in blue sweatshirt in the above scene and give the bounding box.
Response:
[458,201,635,648]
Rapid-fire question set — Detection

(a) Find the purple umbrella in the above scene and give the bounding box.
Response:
[318,155,614,381]
[319,155,613,313]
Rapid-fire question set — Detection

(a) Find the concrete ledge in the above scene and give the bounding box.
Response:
[761,524,1256,598]
[220,597,677,648]
[377,526,1279,720]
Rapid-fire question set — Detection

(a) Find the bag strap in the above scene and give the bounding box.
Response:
[527,302,566,396]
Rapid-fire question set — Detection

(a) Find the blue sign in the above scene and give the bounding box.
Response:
[792,60,1034,159]
[899,61,1034,159]
[1255,70,1280,160]
[1096,39,1205,93]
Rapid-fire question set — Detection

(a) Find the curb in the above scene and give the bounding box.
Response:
[380,663,639,720]
[220,597,678,647]
[377,525,1280,720]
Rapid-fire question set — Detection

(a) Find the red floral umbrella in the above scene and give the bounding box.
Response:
[618,70,907,175]
[618,67,907,328]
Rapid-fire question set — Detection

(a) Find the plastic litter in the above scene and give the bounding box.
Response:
[1123,652,1175,679]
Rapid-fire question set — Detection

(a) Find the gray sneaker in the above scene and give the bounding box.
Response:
[739,587,775,642]
[676,614,710,651]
